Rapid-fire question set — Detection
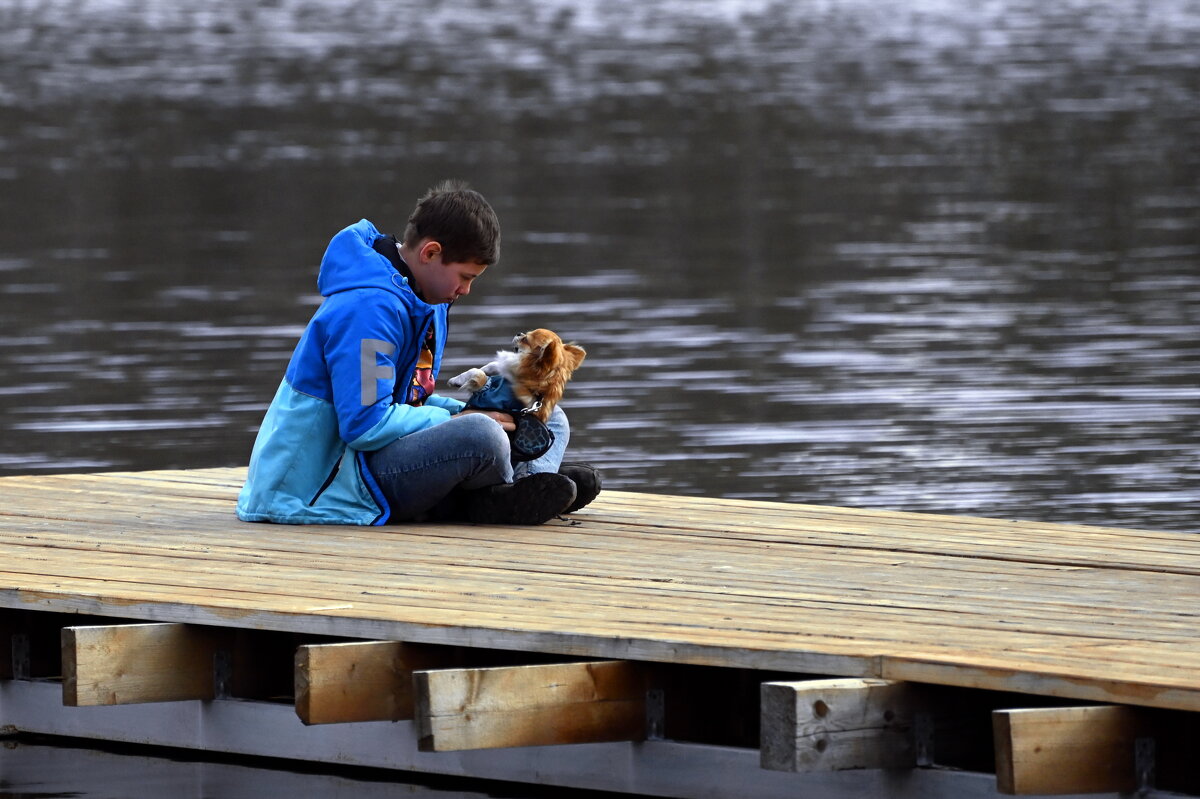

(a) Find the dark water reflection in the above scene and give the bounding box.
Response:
[1,0,1198,534]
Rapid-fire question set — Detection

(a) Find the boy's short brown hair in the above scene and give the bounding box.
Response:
[403,180,500,266]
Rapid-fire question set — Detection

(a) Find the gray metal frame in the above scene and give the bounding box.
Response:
[1,680,1160,799]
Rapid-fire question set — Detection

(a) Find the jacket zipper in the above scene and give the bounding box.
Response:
[395,312,435,403]
[309,458,340,506]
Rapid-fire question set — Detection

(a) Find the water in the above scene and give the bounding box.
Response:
[5,0,1197,533]
[0,0,1198,793]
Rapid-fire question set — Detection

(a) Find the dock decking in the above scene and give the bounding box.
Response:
[1,467,1198,797]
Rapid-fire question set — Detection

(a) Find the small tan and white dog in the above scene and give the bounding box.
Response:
[448,329,586,422]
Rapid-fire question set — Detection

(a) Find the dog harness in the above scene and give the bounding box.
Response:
[462,375,529,414]
[461,376,552,461]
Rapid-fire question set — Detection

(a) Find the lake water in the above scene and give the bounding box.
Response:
[1,0,1198,534]
[0,0,1198,791]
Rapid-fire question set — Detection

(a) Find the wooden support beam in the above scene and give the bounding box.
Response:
[414,660,650,751]
[761,678,927,772]
[62,623,231,707]
[295,641,454,725]
[993,705,1150,795]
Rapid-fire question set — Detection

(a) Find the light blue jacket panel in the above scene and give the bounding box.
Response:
[237,219,466,525]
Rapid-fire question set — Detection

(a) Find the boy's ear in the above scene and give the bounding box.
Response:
[564,344,586,371]
[420,239,442,263]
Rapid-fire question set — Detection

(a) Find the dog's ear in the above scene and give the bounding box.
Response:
[534,335,561,366]
[563,344,586,371]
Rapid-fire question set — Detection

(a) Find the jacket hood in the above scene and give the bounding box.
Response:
[316,219,418,301]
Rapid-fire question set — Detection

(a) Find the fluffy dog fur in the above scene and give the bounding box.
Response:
[448,329,586,422]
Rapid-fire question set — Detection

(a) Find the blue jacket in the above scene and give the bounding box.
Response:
[237,219,465,525]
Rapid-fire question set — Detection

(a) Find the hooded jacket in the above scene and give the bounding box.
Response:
[237,219,465,525]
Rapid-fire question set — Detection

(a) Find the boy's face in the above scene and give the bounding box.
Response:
[412,240,487,304]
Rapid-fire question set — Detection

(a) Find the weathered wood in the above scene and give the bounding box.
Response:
[2,467,1200,714]
[295,640,453,724]
[992,705,1150,795]
[6,678,1030,799]
[414,660,650,751]
[62,622,231,706]
[761,678,927,772]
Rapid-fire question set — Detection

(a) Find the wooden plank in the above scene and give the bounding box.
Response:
[2,467,1200,716]
[992,705,1149,795]
[0,537,1190,705]
[7,546,1187,650]
[2,573,1190,710]
[883,656,1200,714]
[293,643,583,725]
[760,679,925,772]
[9,482,1200,599]
[294,640,452,725]
[414,660,650,751]
[24,543,1156,655]
[11,559,1200,691]
[8,517,1199,629]
[5,510,1197,650]
[5,678,1021,799]
[5,566,883,680]
[9,519,1194,627]
[13,471,1200,576]
[4,506,1195,633]
[8,464,1192,557]
[62,623,231,706]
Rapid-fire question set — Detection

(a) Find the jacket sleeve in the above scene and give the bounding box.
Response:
[427,394,467,413]
[320,290,451,450]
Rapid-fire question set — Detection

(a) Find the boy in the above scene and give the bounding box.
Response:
[237,180,599,526]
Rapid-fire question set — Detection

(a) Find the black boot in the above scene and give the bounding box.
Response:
[460,472,577,525]
[558,462,602,513]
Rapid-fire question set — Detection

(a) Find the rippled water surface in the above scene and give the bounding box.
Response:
[1,0,1198,535]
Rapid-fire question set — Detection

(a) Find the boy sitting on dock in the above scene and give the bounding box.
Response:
[236,180,599,526]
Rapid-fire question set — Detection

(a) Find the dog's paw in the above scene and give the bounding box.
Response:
[448,368,488,391]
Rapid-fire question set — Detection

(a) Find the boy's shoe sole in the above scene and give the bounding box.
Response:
[462,472,577,525]
[558,462,602,513]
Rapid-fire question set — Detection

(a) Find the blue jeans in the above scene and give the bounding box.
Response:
[363,406,570,522]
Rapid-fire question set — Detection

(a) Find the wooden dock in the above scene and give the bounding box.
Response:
[1,467,1198,797]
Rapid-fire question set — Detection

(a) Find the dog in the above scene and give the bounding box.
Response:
[447,329,586,422]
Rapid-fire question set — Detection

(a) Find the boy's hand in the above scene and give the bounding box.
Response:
[459,409,516,431]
